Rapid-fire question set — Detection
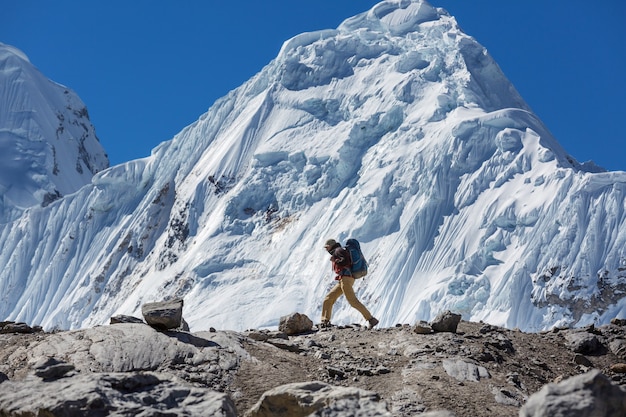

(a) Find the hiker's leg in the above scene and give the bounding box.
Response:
[321,282,343,322]
[340,276,373,320]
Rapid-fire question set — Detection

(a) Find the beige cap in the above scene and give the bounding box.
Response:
[324,239,337,248]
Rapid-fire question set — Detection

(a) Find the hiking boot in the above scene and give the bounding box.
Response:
[319,320,331,329]
[368,317,379,329]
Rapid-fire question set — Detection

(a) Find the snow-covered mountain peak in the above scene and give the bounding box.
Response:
[0,43,109,223]
[0,41,31,63]
[340,0,440,34]
[1,1,625,332]
[277,1,440,59]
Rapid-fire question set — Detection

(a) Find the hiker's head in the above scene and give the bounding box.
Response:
[324,239,338,253]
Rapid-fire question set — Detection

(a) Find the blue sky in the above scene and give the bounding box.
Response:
[2,1,625,170]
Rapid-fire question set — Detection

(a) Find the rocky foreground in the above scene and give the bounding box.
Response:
[1,309,625,416]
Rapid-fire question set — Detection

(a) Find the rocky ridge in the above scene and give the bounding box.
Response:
[1,311,625,416]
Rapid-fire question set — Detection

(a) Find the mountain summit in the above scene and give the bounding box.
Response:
[1,0,625,331]
[0,43,109,223]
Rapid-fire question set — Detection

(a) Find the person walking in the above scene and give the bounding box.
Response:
[320,238,379,329]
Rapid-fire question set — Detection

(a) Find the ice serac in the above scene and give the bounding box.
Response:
[1,0,625,332]
[0,43,109,223]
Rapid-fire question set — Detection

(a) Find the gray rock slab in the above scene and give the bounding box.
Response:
[0,371,237,416]
[9,324,241,378]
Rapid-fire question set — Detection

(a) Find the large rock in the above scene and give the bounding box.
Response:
[565,331,601,354]
[430,311,462,333]
[278,312,313,335]
[245,381,391,417]
[0,371,237,416]
[142,298,184,330]
[519,369,626,417]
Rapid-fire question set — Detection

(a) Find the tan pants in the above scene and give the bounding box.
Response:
[321,276,373,322]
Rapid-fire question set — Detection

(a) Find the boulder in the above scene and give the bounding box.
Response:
[430,311,461,333]
[278,312,313,335]
[244,381,391,417]
[142,298,184,330]
[519,369,626,417]
[565,331,601,354]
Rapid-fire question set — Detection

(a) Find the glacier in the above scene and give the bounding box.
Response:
[1,0,625,332]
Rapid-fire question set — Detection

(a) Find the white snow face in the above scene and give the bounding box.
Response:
[0,43,109,223]
[1,1,625,332]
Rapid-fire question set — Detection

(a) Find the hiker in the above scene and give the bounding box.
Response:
[320,239,379,329]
